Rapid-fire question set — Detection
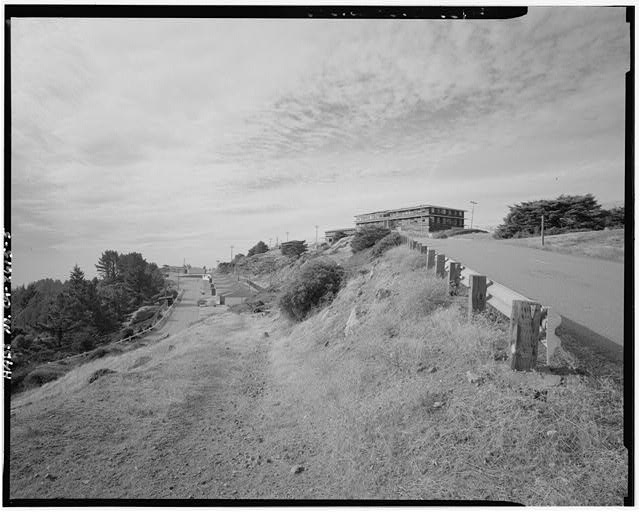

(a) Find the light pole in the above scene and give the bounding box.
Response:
[469,201,478,229]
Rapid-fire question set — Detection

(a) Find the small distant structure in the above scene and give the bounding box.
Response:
[355,204,466,232]
[325,228,357,244]
[218,287,253,306]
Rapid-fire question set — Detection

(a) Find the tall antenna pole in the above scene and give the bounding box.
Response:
[470,201,478,229]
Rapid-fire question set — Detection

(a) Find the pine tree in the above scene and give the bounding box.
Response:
[95,250,120,282]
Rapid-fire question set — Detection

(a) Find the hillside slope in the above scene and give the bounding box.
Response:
[8,246,626,504]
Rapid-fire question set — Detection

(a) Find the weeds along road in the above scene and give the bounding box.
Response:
[414,235,624,353]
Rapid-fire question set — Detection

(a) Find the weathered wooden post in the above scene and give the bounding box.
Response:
[448,262,461,295]
[468,275,487,317]
[427,249,436,270]
[435,254,446,278]
[541,307,561,364]
[509,300,542,371]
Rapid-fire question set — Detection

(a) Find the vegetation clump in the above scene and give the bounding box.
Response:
[279,259,345,321]
[11,251,167,393]
[351,226,391,252]
[494,194,624,239]
[247,241,269,257]
[280,240,308,259]
[371,231,402,257]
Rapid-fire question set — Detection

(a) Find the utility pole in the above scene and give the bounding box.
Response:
[315,225,318,248]
[230,245,234,261]
[541,215,545,246]
[469,201,478,229]
[286,231,289,242]
[269,238,272,248]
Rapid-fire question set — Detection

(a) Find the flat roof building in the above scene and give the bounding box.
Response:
[355,204,466,232]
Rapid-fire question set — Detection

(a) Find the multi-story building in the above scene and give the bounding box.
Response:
[354,204,466,232]
[324,228,357,244]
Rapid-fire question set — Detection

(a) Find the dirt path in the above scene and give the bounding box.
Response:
[8,308,336,500]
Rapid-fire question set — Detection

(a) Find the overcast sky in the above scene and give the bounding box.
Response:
[11,7,629,285]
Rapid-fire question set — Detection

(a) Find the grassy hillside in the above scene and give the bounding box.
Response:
[264,246,626,503]
[498,229,624,262]
[10,244,626,503]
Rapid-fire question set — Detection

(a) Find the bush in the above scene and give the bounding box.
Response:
[279,259,345,321]
[351,226,391,252]
[247,241,269,257]
[23,366,65,388]
[281,240,307,259]
[495,194,605,239]
[129,306,158,325]
[371,232,402,257]
[331,231,349,243]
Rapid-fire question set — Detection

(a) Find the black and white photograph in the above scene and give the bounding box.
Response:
[5,4,632,505]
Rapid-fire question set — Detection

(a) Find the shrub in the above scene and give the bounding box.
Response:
[351,226,391,252]
[281,240,308,259]
[129,306,158,325]
[495,194,605,239]
[279,259,345,321]
[331,231,349,243]
[371,232,402,257]
[247,241,269,257]
[23,366,65,388]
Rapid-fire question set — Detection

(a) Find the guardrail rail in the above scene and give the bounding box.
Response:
[399,234,561,370]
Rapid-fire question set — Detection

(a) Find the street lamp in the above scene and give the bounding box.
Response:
[469,201,478,229]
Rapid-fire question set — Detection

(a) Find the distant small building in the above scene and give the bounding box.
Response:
[355,204,466,232]
[325,228,357,244]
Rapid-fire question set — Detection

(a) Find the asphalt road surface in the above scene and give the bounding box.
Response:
[413,235,624,351]
[159,275,201,335]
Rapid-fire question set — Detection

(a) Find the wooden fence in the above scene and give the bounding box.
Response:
[399,234,561,370]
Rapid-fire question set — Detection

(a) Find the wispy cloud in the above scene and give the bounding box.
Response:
[10,8,629,284]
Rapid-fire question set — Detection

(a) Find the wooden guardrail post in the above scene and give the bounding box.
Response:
[448,262,461,295]
[509,300,542,371]
[468,275,487,317]
[435,254,446,278]
[427,249,436,270]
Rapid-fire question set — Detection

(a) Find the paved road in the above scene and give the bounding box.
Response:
[413,235,624,350]
[157,275,201,336]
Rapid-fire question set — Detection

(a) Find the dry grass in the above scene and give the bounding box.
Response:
[269,245,627,503]
[499,229,624,262]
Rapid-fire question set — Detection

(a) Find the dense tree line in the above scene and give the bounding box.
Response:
[12,250,168,389]
[494,194,624,239]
